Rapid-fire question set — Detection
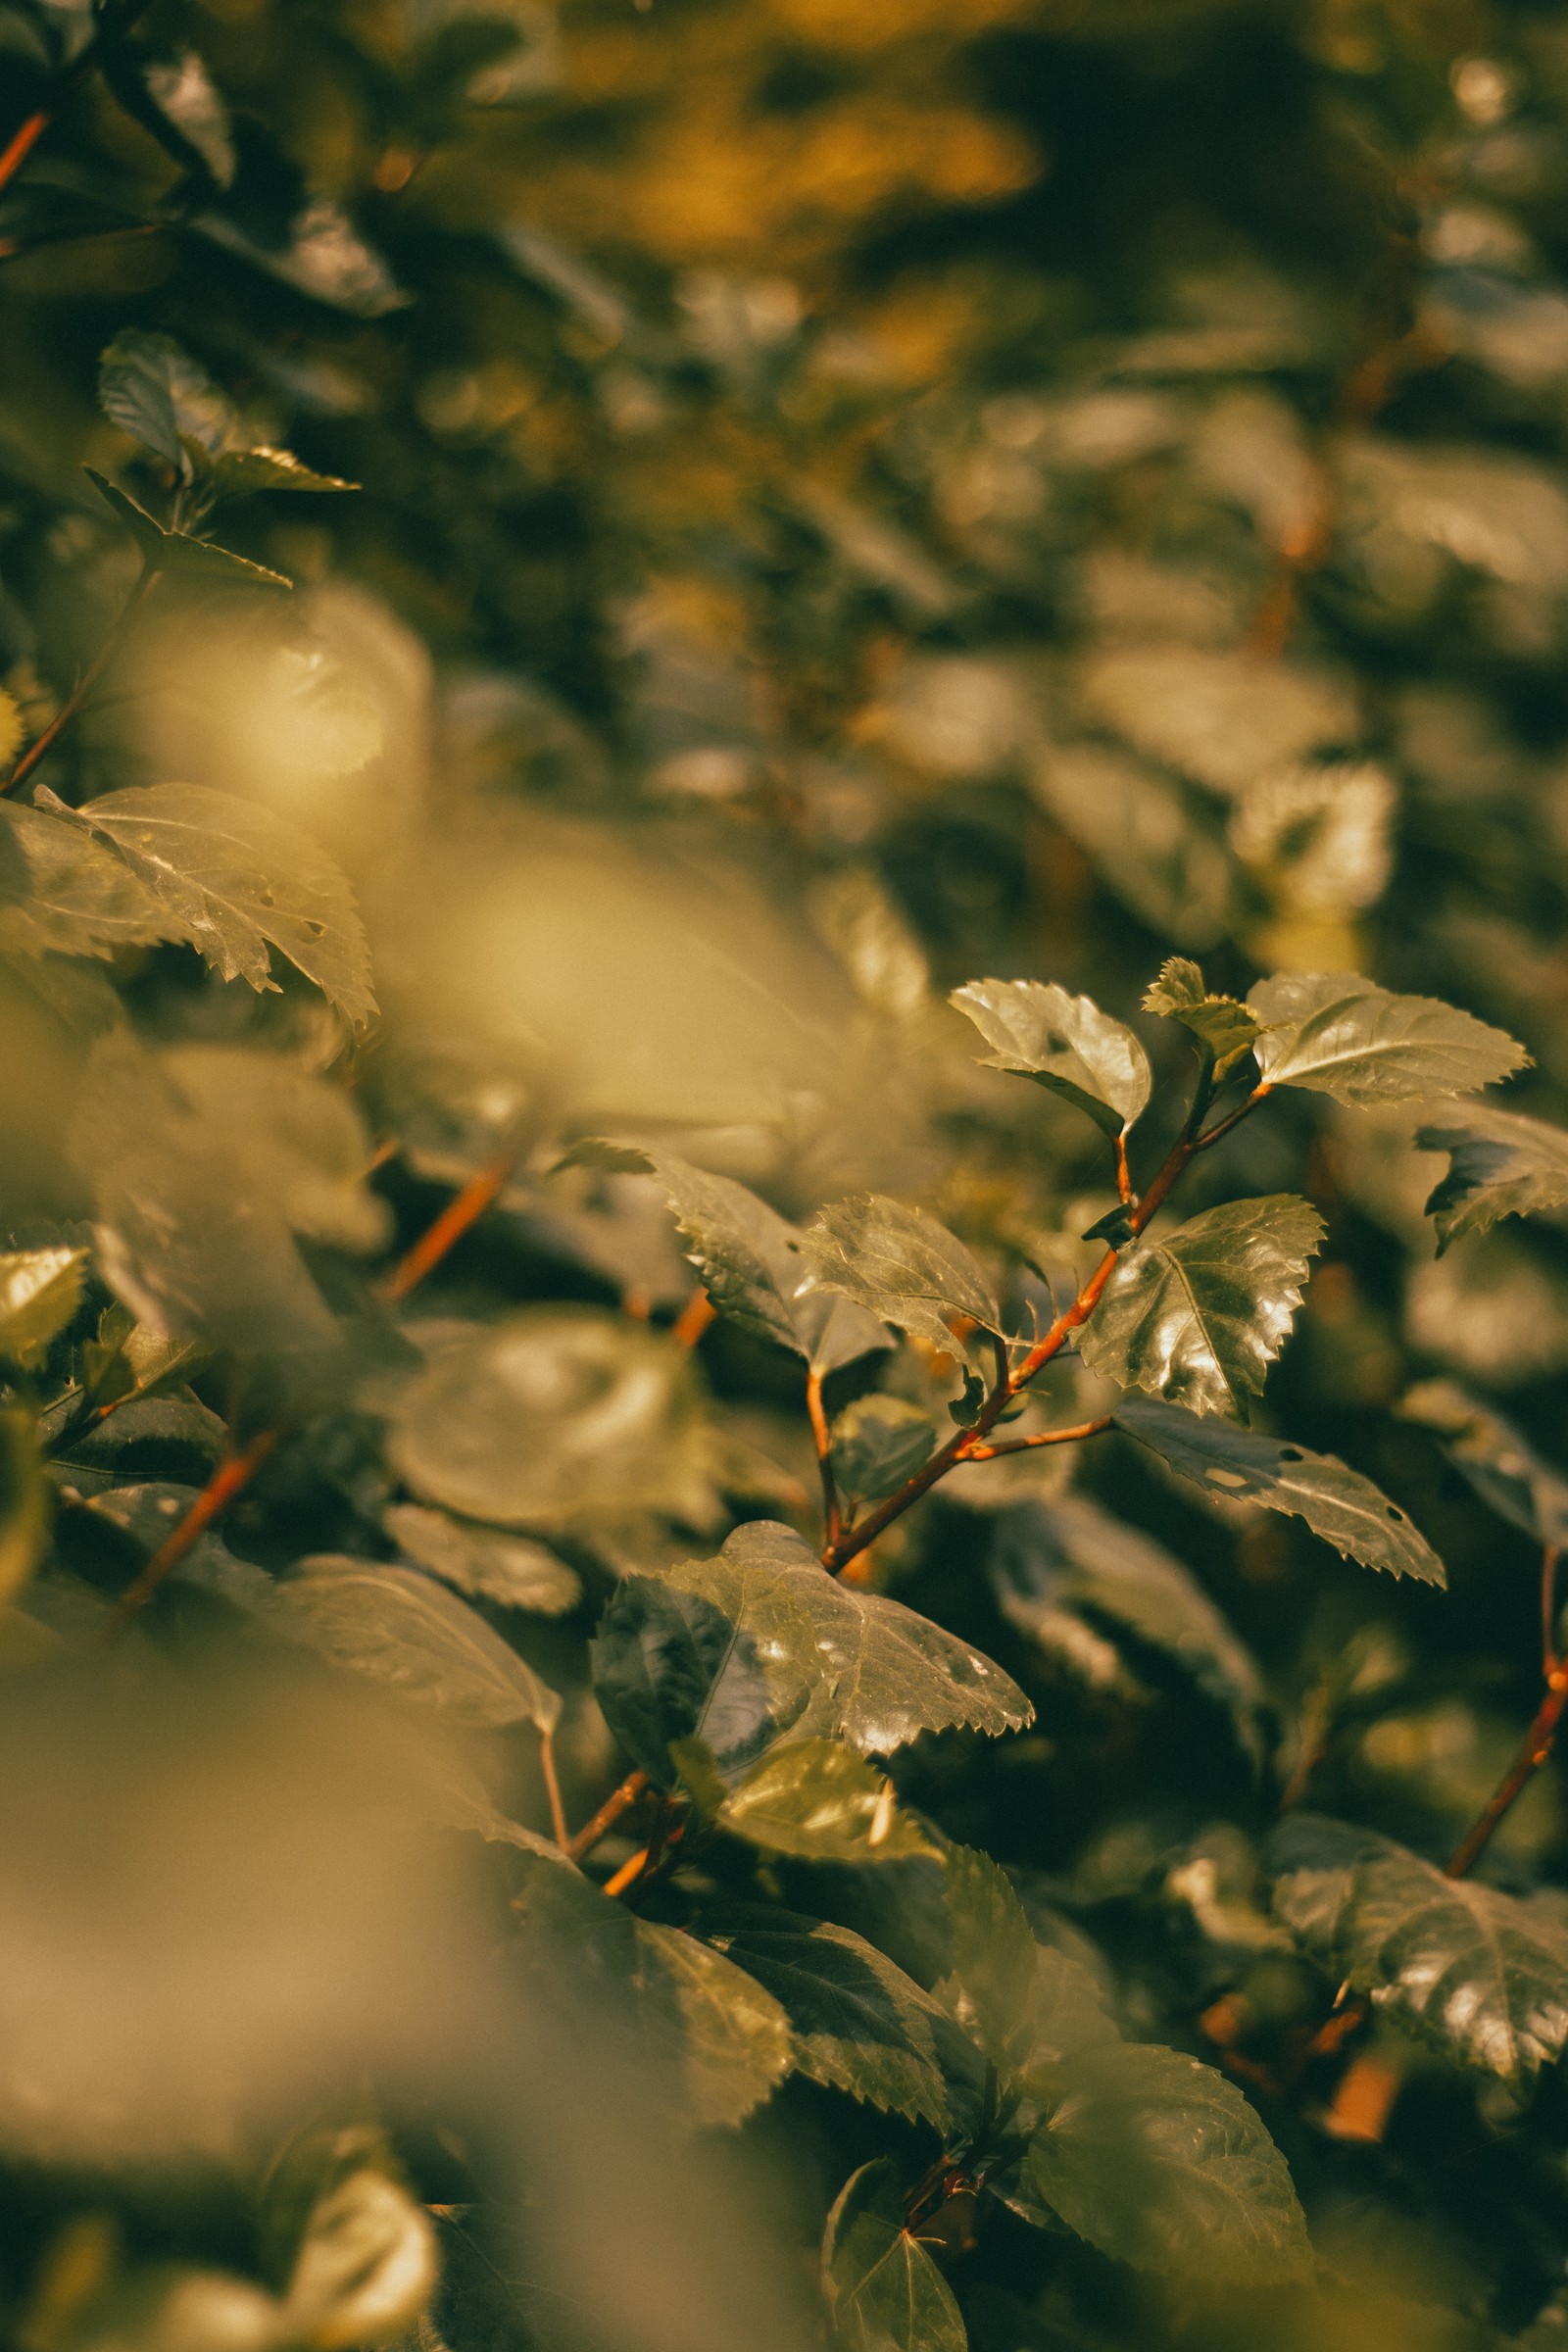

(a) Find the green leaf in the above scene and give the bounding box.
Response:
[565,1143,888,1373]
[0,1411,50,1607]
[98,330,237,467]
[829,1395,937,1503]
[1399,1380,1568,1548]
[386,1307,713,1529]
[991,1495,1266,1769]
[821,2161,966,2352]
[1270,1813,1568,2086]
[631,1919,793,2129]
[213,447,358,496]
[1142,958,1259,1080]
[1115,1396,1446,1584]
[270,1556,562,1731]
[1079,1195,1323,1419]
[1023,2040,1310,2282]
[589,1569,823,1787]
[46,782,374,1028]
[0,1246,88,1369]
[798,1195,1002,1348]
[700,1909,985,2132]
[280,2166,436,2350]
[384,1503,580,1615]
[674,1523,1032,1753]
[1024,1947,1121,2071]
[0,800,186,963]
[717,1739,936,1862]
[1029,741,1232,950]
[85,470,294,590]
[1415,1103,1568,1252]
[951,977,1152,1139]
[1247,971,1527,1106]
[935,1845,1042,2075]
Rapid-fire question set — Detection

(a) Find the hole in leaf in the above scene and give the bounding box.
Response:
[1279,1447,1303,1461]
[1387,1506,1403,1521]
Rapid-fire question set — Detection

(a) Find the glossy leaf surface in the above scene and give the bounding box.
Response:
[1416,1104,1568,1252]
[952,976,1152,1137]
[270,1557,562,1730]
[1248,971,1526,1105]
[797,1195,1002,1348]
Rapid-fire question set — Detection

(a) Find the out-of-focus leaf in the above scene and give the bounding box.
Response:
[1077,646,1359,799]
[1247,972,1526,1106]
[798,1195,1002,1348]
[84,471,294,590]
[716,1739,935,1863]
[566,1143,887,1373]
[0,1246,87,1368]
[1079,1196,1323,1418]
[98,330,236,467]
[73,1481,272,1610]
[139,50,236,186]
[159,1048,389,1253]
[1415,1103,1568,1252]
[0,799,185,963]
[1030,743,1233,949]
[991,1496,1266,1767]
[190,200,409,318]
[1023,2041,1310,2281]
[631,1920,792,2129]
[48,782,374,1028]
[384,1502,580,1615]
[55,1394,227,1474]
[829,1395,937,1503]
[281,2166,436,2351]
[0,1413,50,1607]
[808,867,929,1020]
[701,1909,985,2132]
[951,977,1151,1139]
[821,2160,965,2352]
[936,1845,1042,2076]
[1228,760,1394,923]
[674,1523,1032,1753]
[1142,958,1259,1079]
[1270,1813,1568,2085]
[385,1307,712,1529]
[270,1556,561,1731]
[589,1569,823,1786]
[1399,1380,1568,1547]
[1115,1397,1445,1583]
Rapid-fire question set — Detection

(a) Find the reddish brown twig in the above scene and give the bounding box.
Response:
[806,1368,842,1547]
[1446,1548,1568,1879]
[98,1427,279,1638]
[538,1723,570,1849]
[380,1151,515,1301]
[669,1288,716,1349]
[564,1769,648,1863]
[962,1415,1112,1462]
[0,112,49,198]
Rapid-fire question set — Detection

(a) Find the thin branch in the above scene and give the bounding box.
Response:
[962,1415,1112,1462]
[669,1287,716,1349]
[1195,1085,1269,1153]
[98,1426,279,1639]
[1544,1543,1560,1680]
[0,0,161,201]
[564,1768,647,1863]
[538,1723,569,1849]
[380,1150,515,1301]
[806,1368,841,1548]
[1446,1562,1568,1882]
[1113,1132,1132,1205]
[2,564,163,797]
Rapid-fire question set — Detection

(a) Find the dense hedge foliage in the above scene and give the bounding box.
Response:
[8,3,1568,2350]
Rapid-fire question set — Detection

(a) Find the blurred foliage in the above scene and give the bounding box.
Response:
[9,0,1568,2349]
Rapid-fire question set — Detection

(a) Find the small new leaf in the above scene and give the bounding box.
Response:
[798,1195,1002,1348]
[1416,1104,1568,1253]
[1079,1195,1324,1419]
[85,470,293,590]
[830,1395,937,1503]
[1270,1814,1568,2085]
[717,1739,936,1863]
[1142,957,1260,1080]
[1115,1397,1446,1583]
[98,330,236,467]
[952,976,1152,1138]
[822,2161,965,2352]
[1247,971,1526,1106]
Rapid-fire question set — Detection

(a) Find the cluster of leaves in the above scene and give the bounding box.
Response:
[10,3,1568,2352]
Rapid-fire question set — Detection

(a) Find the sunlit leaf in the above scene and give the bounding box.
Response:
[98,331,236,467]
[1142,958,1259,1079]
[1023,2041,1310,2281]
[631,1920,793,2129]
[1248,971,1526,1106]
[1270,1813,1568,2085]
[0,1246,87,1369]
[829,1394,937,1504]
[821,2161,965,2352]
[935,1845,1043,2077]
[590,1569,823,1786]
[716,1739,936,1863]
[951,976,1152,1139]
[700,1908,985,2132]
[387,1307,713,1529]
[270,1556,561,1730]
[214,448,358,496]
[991,1495,1266,1767]
[282,2167,436,2351]
[1115,1397,1445,1583]
[1079,1195,1323,1418]
[1415,1103,1568,1252]
[48,782,374,1028]
[385,1502,580,1615]
[797,1196,1002,1348]
[85,471,294,590]
[0,801,185,963]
